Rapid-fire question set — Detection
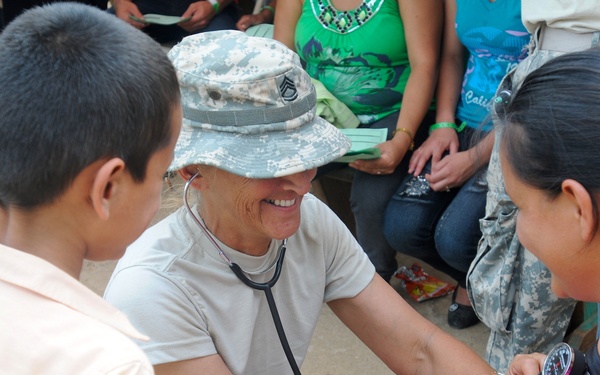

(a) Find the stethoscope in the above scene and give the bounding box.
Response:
[183,172,302,375]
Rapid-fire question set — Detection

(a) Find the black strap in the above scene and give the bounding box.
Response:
[585,340,600,375]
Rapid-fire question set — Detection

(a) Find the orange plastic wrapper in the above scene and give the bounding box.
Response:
[395,263,455,302]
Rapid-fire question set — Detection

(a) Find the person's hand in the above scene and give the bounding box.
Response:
[425,149,474,191]
[180,1,215,32]
[409,127,458,176]
[506,352,546,375]
[236,10,273,31]
[349,136,409,175]
[112,0,146,29]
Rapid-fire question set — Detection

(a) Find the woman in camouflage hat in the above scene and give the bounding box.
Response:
[104,30,493,375]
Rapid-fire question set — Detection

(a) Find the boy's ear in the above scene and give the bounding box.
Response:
[562,179,596,243]
[90,158,126,220]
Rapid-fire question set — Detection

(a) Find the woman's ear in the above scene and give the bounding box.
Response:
[562,179,596,243]
[178,165,198,181]
[90,158,126,220]
[178,165,206,190]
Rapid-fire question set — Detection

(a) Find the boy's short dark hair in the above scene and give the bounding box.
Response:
[0,2,180,208]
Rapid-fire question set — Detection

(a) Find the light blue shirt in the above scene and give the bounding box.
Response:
[455,0,529,130]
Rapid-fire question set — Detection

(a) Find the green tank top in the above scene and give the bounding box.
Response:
[295,0,409,124]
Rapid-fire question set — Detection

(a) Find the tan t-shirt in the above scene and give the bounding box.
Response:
[104,194,375,374]
[523,0,600,33]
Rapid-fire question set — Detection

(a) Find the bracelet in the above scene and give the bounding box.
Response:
[392,128,414,151]
[261,5,275,15]
[429,121,467,134]
[208,0,219,12]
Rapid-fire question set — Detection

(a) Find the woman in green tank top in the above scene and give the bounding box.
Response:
[274,0,442,282]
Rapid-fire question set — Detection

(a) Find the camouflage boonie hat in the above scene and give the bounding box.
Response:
[167,30,351,178]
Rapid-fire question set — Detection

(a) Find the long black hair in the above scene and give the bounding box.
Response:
[500,47,600,227]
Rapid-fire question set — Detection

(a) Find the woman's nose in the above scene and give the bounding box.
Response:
[281,168,317,194]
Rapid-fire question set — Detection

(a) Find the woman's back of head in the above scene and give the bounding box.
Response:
[500,47,600,207]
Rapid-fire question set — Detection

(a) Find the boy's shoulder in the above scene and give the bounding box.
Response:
[0,244,153,374]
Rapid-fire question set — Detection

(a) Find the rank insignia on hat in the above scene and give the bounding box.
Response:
[278,76,298,102]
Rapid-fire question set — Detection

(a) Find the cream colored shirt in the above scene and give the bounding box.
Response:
[523,0,600,33]
[0,244,153,375]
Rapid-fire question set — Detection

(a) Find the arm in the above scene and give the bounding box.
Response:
[179,0,235,33]
[328,274,494,374]
[409,0,463,177]
[350,0,443,175]
[154,355,232,375]
[419,0,498,190]
[272,0,302,51]
[237,0,277,31]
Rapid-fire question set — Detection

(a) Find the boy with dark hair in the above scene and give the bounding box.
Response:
[0,3,182,374]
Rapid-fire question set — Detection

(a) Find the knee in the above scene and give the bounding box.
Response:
[435,231,474,273]
[350,172,402,219]
[350,185,390,220]
[383,213,424,256]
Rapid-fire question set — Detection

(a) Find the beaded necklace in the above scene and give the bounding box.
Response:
[310,0,383,34]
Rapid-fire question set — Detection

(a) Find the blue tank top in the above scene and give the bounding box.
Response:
[455,0,529,130]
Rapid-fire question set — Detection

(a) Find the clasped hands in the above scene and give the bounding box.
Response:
[410,128,474,191]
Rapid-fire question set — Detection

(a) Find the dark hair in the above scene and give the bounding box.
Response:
[500,47,600,226]
[0,2,180,208]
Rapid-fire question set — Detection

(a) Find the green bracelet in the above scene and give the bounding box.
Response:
[429,121,467,134]
[208,0,219,12]
[261,5,275,14]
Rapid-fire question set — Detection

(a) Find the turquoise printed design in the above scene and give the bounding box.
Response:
[300,36,406,121]
[454,0,530,130]
[297,0,410,123]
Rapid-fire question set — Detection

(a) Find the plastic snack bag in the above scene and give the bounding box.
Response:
[395,263,455,302]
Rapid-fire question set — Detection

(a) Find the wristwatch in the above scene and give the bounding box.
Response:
[541,342,589,375]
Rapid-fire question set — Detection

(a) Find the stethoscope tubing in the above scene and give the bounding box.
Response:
[230,252,300,375]
[184,173,301,375]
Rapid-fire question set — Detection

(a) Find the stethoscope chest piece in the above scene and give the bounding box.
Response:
[541,342,588,375]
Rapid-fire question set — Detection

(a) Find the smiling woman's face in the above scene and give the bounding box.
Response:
[501,146,600,301]
[197,166,317,254]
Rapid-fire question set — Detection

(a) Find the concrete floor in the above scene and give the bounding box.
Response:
[79,182,490,374]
